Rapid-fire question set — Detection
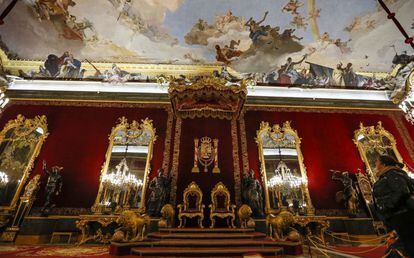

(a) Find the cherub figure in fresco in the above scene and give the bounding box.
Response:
[308,8,321,19]
[334,38,352,54]
[365,20,376,30]
[344,17,361,33]
[216,10,237,31]
[282,0,304,15]
[290,14,308,29]
[320,32,333,43]
[245,11,269,44]
[196,19,209,31]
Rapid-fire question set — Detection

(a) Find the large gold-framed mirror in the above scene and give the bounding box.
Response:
[92,117,156,214]
[354,122,404,183]
[256,121,314,215]
[0,115,48,211]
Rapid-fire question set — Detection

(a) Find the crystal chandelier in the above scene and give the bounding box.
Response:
[267,160,306,189]
[102,158,143,190]
[0,171,9,187]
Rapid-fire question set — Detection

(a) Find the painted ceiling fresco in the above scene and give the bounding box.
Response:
[0,0,413,86]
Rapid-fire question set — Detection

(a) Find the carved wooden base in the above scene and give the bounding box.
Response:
[0,227,19,242]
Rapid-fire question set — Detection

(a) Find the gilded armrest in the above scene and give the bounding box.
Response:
[177,204,183,213]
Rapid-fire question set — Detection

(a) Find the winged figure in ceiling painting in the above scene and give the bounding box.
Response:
[282,0,304,15]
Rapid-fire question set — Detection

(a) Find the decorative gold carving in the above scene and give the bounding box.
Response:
[76,215,118,245]
[353,122,404,182]
[92,117,157,214]
[22,175,41,199]
[355,171,376,218]
[168,77,247,120]
[266,210,295,240]
[115,211,150,242]
[237,204,255,228]
[177,182,205,228]
[169,117,182,204]
[158,204,175,228]
[209,182,236,228]
[231,119,241,205]
[0,115,48,212]
[256,121,314,215]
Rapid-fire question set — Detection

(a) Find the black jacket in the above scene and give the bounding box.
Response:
[373,168,414,219]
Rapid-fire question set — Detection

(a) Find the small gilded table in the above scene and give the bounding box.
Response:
[76,214,119,245]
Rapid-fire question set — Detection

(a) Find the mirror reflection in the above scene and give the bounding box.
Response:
[257,121,313,215]
[0,115,48,208]
[354,122,403,182]
[93,117,156,213]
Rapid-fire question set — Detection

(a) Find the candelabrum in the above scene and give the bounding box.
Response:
[0,171,9,187]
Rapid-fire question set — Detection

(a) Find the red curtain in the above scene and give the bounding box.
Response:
[244,110,414,209]
[0,104,168,208]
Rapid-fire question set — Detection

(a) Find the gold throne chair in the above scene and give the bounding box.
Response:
[177,182,205,228]
[209,182,236,228]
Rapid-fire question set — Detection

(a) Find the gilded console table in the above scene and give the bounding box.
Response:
[76,215,119,245]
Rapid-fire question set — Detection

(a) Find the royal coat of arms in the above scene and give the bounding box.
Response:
[192,136,220,173]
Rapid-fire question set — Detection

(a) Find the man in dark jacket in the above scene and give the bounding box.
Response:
[373,155,414,257]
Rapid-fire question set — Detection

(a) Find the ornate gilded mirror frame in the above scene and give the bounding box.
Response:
[256,121,314,215]
[354,122,404,183]
[92,117,157,213]
[0,115,48,212]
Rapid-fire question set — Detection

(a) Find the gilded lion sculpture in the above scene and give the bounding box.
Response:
[266,210,295,240]
[114,210,150,242]
[238,204,255,228]
[158,204,175,228]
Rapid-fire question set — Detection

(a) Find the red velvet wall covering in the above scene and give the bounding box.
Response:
[0,104,168,208]
[244,110,414,209]
[175,118,236,205]
[1,103,414,210]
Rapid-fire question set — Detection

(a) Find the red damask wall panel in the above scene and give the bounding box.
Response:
[0,104,169,208]
[244,110,414,209]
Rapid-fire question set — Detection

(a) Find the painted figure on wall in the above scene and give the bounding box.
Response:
[147,168,171,217]
[242,169,264,217]
[277,54,307,84]
[245,11,269,45]
[41,160,63,214]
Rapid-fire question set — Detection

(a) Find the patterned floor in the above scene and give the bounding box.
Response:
[0,244,386,258]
